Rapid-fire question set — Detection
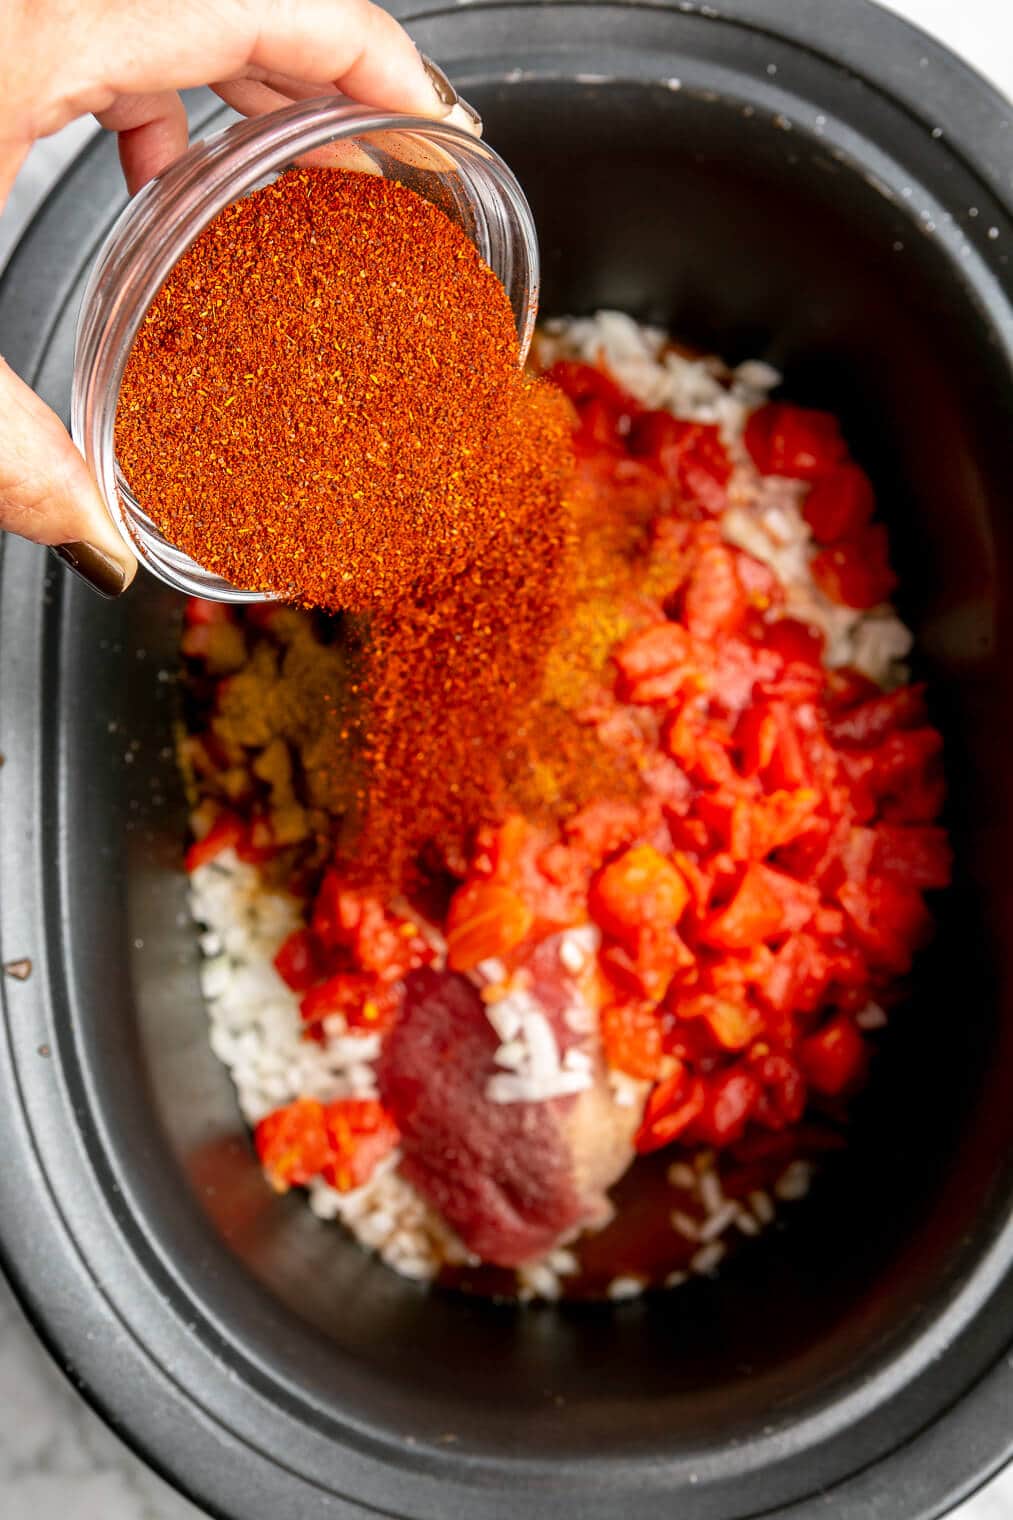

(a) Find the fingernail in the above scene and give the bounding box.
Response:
[421,54,459,109]
[420,55,483,136]
[445,98,483,137]
[52,541,128,598]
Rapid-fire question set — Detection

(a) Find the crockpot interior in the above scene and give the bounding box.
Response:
[10,13,1013,1517]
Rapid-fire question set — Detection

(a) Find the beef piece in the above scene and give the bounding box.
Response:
[377,963,640,1267]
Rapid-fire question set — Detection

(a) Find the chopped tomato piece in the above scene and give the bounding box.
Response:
[762,617,825,668]
[545,358,639,415]
[823,666,881,713]
[758,933,832,1016]
[635,1065,707,1153]
[589,844,690,944]
[446,882,533,970]
[699,863,786,950]
[184,811,245,872]
[274,928,326,992]
[311,869,361,946]
[871,825,952,890]
[299,973,400,1031]
[236,812,278,863]
[811,524,897,609]
[255,1098,331,1190]
[628,411,732,515]
[322,1098,400,1192]
[799,1015,867,1096]
[838,876,933,974]
[564,800,645,863]
[184,597,233,626]
[803,462,875,544]
[600,926,694,1002]
[691,1067,761,1145]
[750,1052,807,1130]
[600,1002,665,1080]
[744,402,848,480]
[683,541,747,638]
[677,993,760,1051]
[613,622,693,705]
[471,814,534,879]
[826,684,927,748]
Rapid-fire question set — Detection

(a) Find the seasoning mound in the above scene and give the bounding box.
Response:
[117,166,566,612]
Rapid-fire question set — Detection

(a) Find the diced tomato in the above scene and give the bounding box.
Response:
[838,876,933,974]
[600,925,694,1003]
[683,541,747,638]
[545,359,638,415]
[758,933,832,1016]
[600,1001,665,1080]
[802,462,875,544]
[736,704,779,777]
[589,844,690,944]
[744,402,848,480]
[184,597,233,626]
[299,973,400,1031]
[564,800,645,863]
[691,1067,761,1145]
[310,869,359,946]
[871,825,951,889]
[322,1098,400,1192]
[826,684,927,748]
[823,666,882,713]
[811,524,897,609]
[180,618,247,674]
[762,617,826,668]
[799,1014,867,1096]
[628,411,732,515]
[613,622,693,705]
[236,812,278,863]
[446,881,534,970]
[255,1098,331,1190]
[274,927,326,992]
[635,1065,707,1152]
[677,427,734,516]
[184,811,245,872]
[355,902,434,982]
[750,1052,807,1130]
[699,863,786,950]
[867,728,944,798]
[677,992,761,1051]
[255,1096,398,1195]
[471,814,534,880]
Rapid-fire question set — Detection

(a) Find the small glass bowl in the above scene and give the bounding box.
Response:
[71,97,540,602]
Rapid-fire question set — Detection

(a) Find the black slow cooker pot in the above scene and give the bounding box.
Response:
[1,2,1011,1516]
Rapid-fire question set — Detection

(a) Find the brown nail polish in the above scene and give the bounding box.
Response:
[421,54,459,109]
[52,541,127,598]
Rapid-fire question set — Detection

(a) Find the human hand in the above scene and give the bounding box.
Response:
[0,0,479,595]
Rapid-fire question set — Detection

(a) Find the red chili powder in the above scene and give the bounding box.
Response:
[116,166,568,614]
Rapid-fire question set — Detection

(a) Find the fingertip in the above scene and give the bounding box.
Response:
[105,92,189,193]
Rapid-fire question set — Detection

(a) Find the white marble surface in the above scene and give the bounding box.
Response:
[0,3,1011,1517]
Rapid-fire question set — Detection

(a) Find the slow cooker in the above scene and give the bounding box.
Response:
[0,1,1011,1516]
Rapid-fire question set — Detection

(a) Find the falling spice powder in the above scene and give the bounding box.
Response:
[122,164,580,880]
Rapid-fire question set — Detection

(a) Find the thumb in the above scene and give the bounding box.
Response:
[0,357,136,595]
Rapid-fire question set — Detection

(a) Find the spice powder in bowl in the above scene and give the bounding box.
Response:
[115,165,571,612]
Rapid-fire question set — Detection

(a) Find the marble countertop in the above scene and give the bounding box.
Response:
[1,2,1011,1516]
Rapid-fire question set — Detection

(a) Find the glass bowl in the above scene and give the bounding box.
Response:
[71,96,540,602]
